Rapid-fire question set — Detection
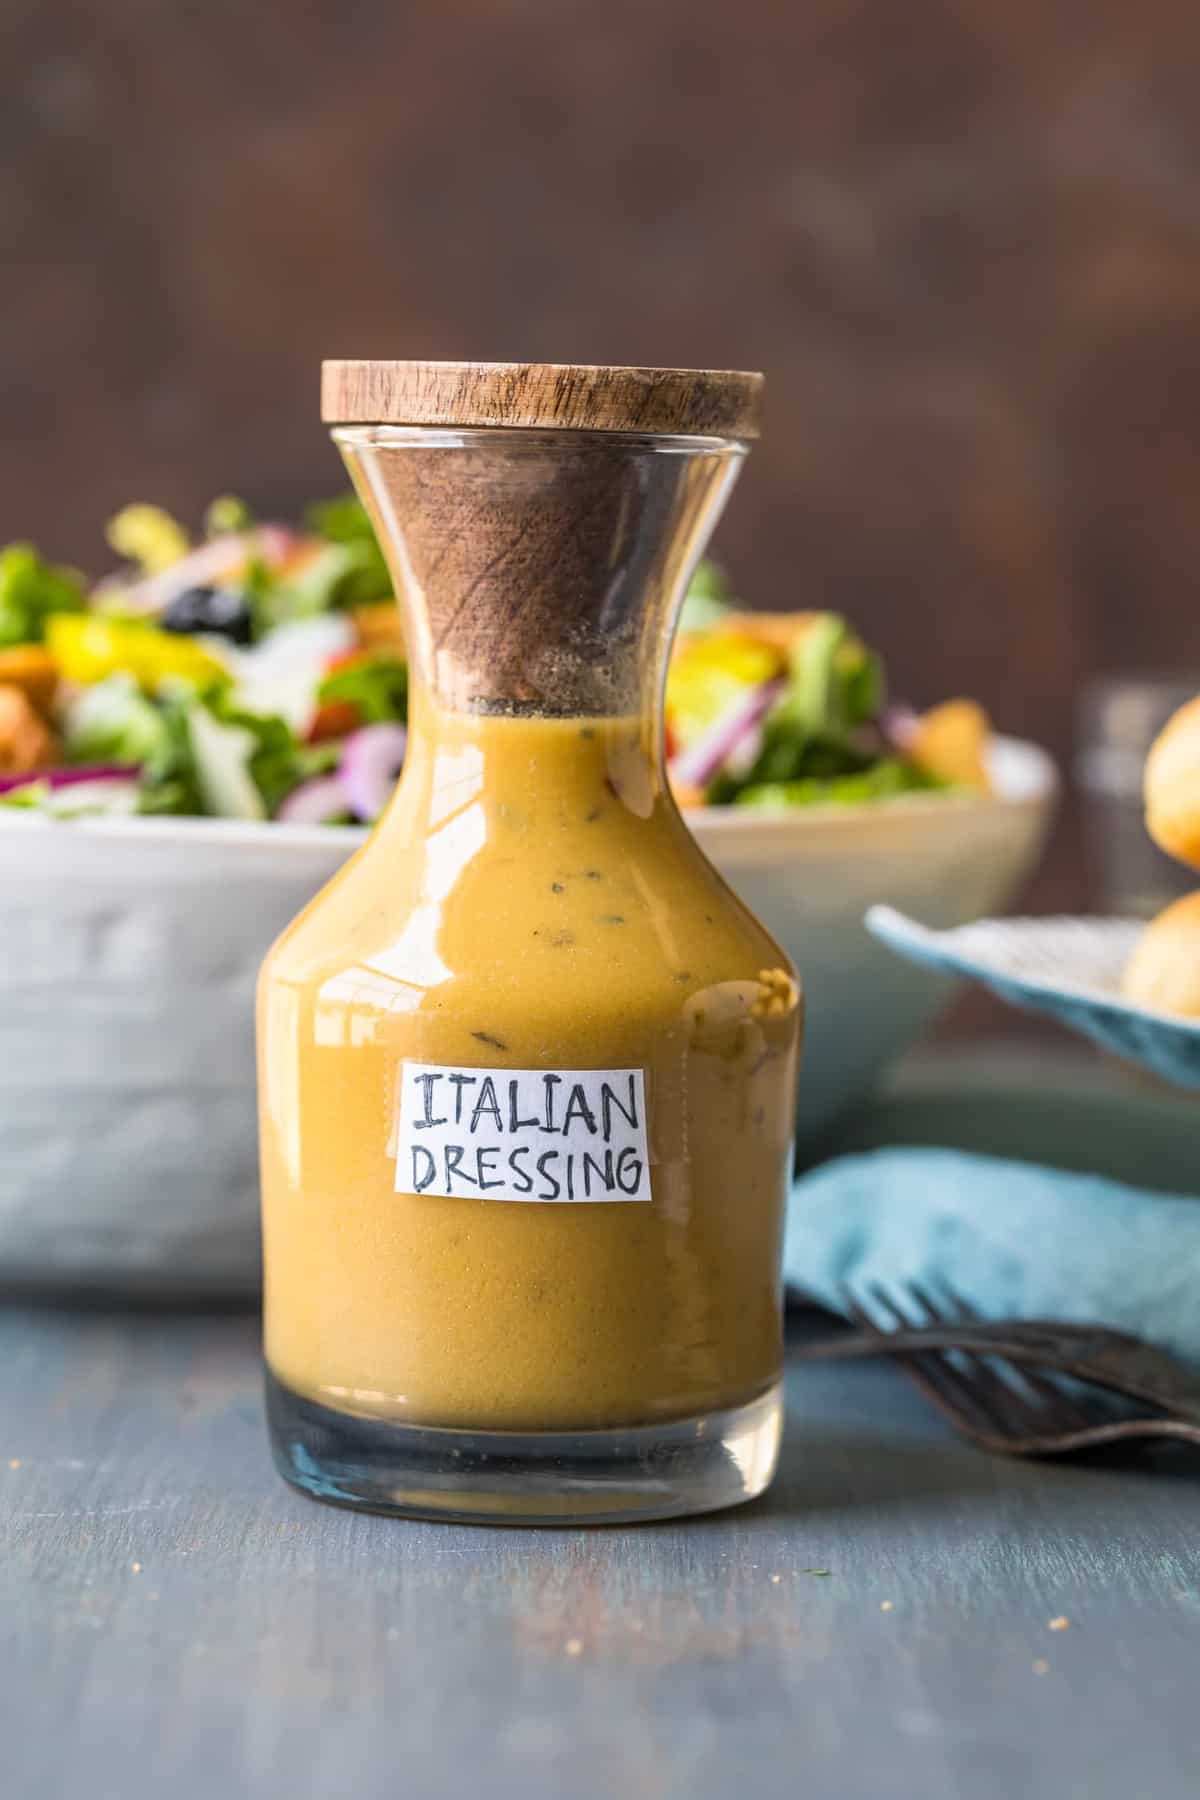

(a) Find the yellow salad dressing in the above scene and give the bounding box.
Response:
[259,701,800,1430]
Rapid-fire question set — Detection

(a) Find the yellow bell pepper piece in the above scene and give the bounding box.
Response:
[106,505,190,574]
[666,631,785,746]
[45,614,228,691]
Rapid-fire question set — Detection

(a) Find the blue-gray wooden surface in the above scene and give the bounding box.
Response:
[3,1304,1198,1800]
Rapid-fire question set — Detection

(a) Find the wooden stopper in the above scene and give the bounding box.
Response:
[322,361,762,439]
[330,362,759,713]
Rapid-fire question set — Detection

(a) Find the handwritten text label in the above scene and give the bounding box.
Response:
[395,1063,651,1203]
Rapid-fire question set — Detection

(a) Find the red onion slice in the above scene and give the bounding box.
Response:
[882,706,920,752]
[0,763,139,796]
[338,724,408,821]
[669,679,785,791]
[276,774,352,825]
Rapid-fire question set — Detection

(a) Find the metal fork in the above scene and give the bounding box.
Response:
[798,1284,1200,1457]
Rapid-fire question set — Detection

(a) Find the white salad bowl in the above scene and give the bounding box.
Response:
[0,734,1055,1292]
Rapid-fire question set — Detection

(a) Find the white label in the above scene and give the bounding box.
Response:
[395,1064,651,1203]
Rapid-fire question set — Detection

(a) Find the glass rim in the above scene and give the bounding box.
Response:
[330,424,750,456]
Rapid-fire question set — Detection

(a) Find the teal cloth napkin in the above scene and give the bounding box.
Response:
[785,1148,1200,1372]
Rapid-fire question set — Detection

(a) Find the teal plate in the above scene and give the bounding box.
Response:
[866,906,1200,1090]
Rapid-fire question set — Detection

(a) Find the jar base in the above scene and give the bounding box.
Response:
[265,1371,783,1525]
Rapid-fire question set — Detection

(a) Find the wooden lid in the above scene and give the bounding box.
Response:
[321,360,763,438]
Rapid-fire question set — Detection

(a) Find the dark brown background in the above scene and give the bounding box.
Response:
[5,0,1200,917]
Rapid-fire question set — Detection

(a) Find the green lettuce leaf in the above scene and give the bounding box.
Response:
[0,777,142,818]
[772,613,883,739]
[136,691,206,816]
[302,495,391,610]
[305,495,377,544]
[298,542,391,612]
[204,495,255,537]
[0,543,87,646]
[731,759,944,809]
[180,688,338,819]
[316,655,407,724]
[63,674,170,767]
[677,559,734,633]
[709,613,885,795]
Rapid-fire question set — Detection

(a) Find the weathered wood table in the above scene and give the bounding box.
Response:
[4,1302,1197,1800]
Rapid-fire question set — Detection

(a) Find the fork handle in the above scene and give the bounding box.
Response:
[795,1329,1080,1363]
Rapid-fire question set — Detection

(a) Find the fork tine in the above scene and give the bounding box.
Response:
[962,1335,1097,1434]
[841,1286,881,1332]
[900,1284,1057,1437]
[946,1346,1055,1437]
[910,1281,1101,1432]
[910,1288,1050,1425]
[1001,1364,1095,1434]
[864,1284,1011,1440]
[933,1280,983,1321]
[923,1281,1097,1434]
[836,1283,1184,1457]
[907,1282,955,1324]
[865,1284,925,1334]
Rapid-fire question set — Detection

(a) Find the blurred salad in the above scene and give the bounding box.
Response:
[0,499,991,823]
[667,574,992,809]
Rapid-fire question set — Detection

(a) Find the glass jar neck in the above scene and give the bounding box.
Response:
[395,681,668,829]
[335,425,745,732]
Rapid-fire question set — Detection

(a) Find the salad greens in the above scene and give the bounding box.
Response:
[186,691,290,822]
[135,697,208,818]
[731,761,941,810]
[302,495,392,612]
[0,544,86,647]
[700,613,913,804]
[0,495,990,824]
[204,495,255,538]
[317,654,407,724]
[64,674,174,768]
[0,497,405,824]
[667,588,991,806]
[677,558,735,634]
[774,613,882,742]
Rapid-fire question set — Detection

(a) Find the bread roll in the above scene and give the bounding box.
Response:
[1121,890,1200,1018]
[1144,695,1200,869]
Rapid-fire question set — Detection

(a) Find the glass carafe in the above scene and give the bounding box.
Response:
[258,362,802,1522]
